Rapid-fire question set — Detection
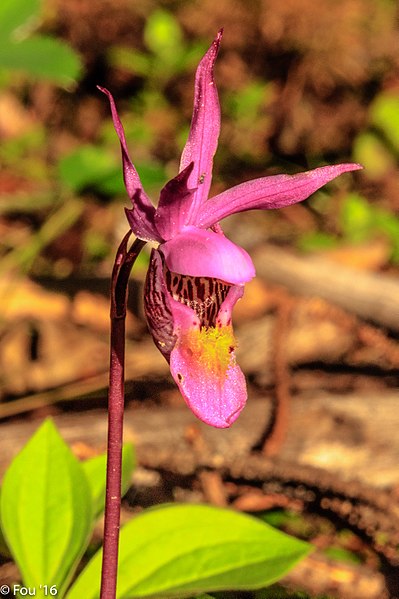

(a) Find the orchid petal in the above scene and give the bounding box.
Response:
[179,31,222,224]
[125,195,162,243]
[98,86,161,242]
[160,226,255,285]
[197,163,363,229]
[217,284,244,327]
[169,295,247,428]
[154,163,197,240]
[143,249,176,361]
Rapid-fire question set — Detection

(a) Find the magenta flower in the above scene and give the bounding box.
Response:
[99,31,361,428]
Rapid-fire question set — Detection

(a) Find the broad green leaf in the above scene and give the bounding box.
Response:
[82,443,135,518]
[0,36,82,85]
[67,504,312,599]
[1,419,93,598]
[0,0,40,40]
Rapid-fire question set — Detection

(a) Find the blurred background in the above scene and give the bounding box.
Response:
[0,0,398,403]
[1,1,399,595]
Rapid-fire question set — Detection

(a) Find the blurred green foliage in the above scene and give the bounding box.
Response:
[108,9,206,85]
[342,193,399,261]
[58,145,168,196]
[0,0,82,86]
[0,0,398,279]
[353,91,399,178]
[300,192,399,263]
[223,81,274,162]
[370,92,399,152]
[0,125,48,183]
[353,132,395,179]
[107,10,207,164]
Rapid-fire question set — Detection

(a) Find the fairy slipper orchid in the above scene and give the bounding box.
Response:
[99,31,361,428]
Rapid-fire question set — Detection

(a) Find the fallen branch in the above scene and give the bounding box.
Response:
[253,245,399,332]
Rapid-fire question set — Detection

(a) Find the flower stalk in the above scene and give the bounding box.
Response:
[100,233,146,599]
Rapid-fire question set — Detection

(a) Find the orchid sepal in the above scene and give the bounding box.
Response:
[179,30,222,224]
[198,163,363,229]
[98,86,161,243]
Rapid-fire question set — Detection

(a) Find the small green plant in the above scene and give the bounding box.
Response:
[0,420,134,598]
[0,419,312,598]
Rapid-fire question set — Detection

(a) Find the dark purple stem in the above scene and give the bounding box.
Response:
[100,232,146,599]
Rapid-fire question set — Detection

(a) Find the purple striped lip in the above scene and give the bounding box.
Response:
[164,268,230,328]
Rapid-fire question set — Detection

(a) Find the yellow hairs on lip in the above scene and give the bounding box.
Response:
[182,325,237,376]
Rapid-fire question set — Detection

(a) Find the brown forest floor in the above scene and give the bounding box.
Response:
[1,1,399,597]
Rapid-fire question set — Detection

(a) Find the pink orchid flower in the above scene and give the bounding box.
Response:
[99,31,361,428]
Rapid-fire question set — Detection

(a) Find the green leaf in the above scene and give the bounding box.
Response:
[323,546,361,565]
[0,0,40,40]
[58,145,119,193]
[108,47,152,77]
[0,0,82,86]
[254,586,309,598]
[82,443,135,518]
[340,193,374,243]
[370,92,399,152]
[352,131,395,178]
[0,198,84,274]
[67,504,312,599]
[225,82,268,122]
[297,232,338,253]
[135,161,168,190]
[0,419,93,598]
[58,143,167,196]
[339,192,399,263]
[144,10,183,59]
[0,35,82,85]
[0,492,11,559]
[373,209,399,262]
